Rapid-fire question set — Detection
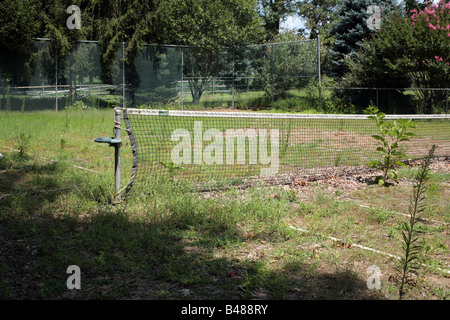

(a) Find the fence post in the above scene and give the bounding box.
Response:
[445,88,449,113]
[114,108,122,203]
[55,47,58,112]
[232,47,235,108]
[181,48,184,110]
[271,43,274,108]
[122,42,126,109]
[376,88,379,107]
[318,36,322,106]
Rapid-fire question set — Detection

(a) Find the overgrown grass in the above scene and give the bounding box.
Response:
[0,110,448,300]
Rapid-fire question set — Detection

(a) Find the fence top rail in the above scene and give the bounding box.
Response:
[121,108,450,120]
[322,87,450,91]
[32,38,318,49]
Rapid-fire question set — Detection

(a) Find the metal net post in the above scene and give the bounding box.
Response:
[114,108,122,203]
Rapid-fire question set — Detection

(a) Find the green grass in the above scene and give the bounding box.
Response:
[0,109,448,300]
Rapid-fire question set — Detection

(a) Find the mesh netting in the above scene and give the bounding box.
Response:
[121,109,450,194]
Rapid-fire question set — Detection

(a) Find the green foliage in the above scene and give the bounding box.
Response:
[155,0,264,104]
[336,32,412,113]
[5,84,10,111]
[260,0,296,38]
[158,0,264,48]
[66,100,89,111]
[296,0,338,39]
[0,0,40,85]
[341,2,450,113]
[159,161,182,179]
[398,145,435,300]
[329,0,397,77]
[15,133,32,160]
[254,31,318,101]
[365,106,417,185]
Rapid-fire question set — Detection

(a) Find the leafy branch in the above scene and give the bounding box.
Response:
[365,106,417,185]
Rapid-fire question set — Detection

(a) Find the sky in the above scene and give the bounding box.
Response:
[279,15,306,33]
[279,0,442,34]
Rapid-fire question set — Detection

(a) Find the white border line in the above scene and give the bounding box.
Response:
[358,204,449,226]
[288,225,450,275]
[123,108,450,120]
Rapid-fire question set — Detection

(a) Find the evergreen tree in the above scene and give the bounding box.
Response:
[337,1,450,114]
[328,0,396,77]
[0,0,40,86]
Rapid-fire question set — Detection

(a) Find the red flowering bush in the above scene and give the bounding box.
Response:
[405,0,450,112]
[341,1,450,113]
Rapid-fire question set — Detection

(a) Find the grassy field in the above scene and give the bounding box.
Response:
[0,109,448,300]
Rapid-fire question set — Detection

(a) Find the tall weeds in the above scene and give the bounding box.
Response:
[398,144,435,300]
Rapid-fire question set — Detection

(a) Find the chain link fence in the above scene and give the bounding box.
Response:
[0,39,123,112]
[0,38,448,113]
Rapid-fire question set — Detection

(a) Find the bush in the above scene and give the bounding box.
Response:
[341,2,450,114]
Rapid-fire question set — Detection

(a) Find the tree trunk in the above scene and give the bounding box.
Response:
[189,79,203,105]
[70,71,77,104]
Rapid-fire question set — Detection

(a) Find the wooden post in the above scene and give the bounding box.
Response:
[114,108,122,203]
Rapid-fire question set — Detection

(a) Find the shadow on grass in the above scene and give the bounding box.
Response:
[0,155,386,300]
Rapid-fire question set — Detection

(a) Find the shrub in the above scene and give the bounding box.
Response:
[365,106,417,185]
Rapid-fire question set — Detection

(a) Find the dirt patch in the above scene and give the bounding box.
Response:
[237,156,449,197]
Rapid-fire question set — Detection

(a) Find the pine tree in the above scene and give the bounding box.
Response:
[0,0,40,86]
[328,0,396,77]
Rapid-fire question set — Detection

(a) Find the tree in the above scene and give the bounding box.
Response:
[296,0,338,39]
[328,0,397,77]
[386,1,450,113]
[341,1,450,113]
[260,0,297,38]
[254,31,318,100]
[156,0,265,105]
[0,0,40,86]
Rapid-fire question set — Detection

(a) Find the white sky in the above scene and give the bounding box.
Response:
[280,15,305,32]
[279,1,441,33]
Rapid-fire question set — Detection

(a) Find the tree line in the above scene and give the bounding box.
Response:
[0,0,448,113]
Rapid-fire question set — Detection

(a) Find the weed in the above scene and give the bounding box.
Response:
[5,85,10,111]
[365,106,417,185]
[15,133,32,160]
[60,138,67,150]
[369,208,392,224]
[398,145,435,300]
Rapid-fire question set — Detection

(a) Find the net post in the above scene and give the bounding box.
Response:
[114,108,122,203]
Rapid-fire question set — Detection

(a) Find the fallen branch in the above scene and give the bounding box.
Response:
[0,194,12,201]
